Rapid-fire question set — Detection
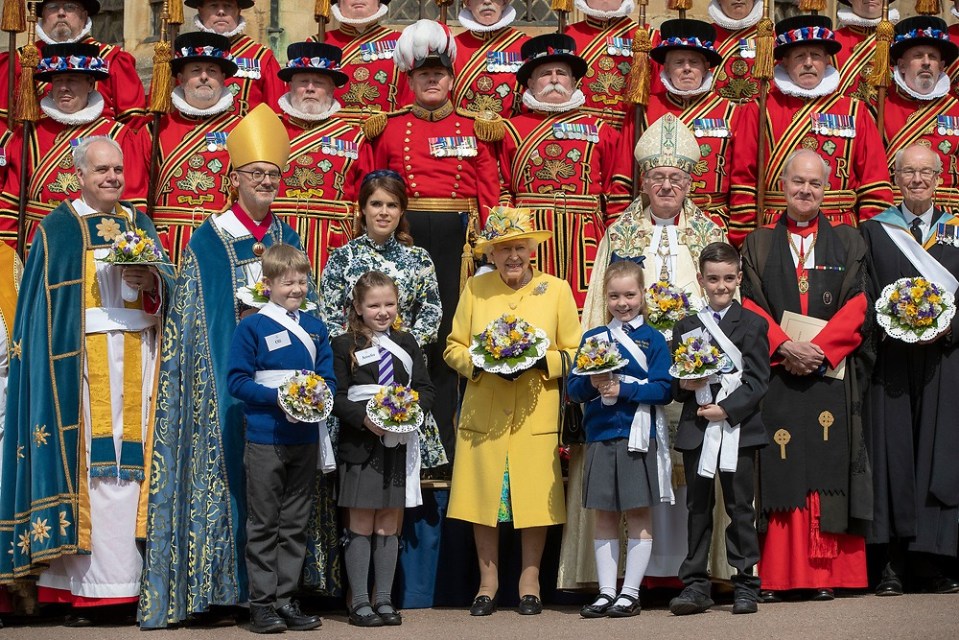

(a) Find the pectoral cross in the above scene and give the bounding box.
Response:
[774,428,791,460]
[819,411,834,442]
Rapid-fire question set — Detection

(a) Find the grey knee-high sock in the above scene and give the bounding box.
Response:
[372,534,399,606]
[345,533,372,610]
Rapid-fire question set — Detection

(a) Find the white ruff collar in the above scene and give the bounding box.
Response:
[773,64,839,98]
[660,70,715,97]
[892,67,950,101]
[522,88,586,112]
[172,86,235,117]
[574,0,635,21]
[457,6,517,33]
[194,14,247,39]
[36,17,93,45]
[837,8,900,29]
[707,0,763,31]
[278,93,342,121]
[332,4,389,28]
[953,6,959,20]
[41,90,103,125]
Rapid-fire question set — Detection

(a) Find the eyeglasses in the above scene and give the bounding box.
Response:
[235,168,282,182]
[43,2,82,13]
[645,172,690,187]
[896,168,940,180]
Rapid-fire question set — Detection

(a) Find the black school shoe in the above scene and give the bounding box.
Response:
[469,594,497,616]
[349,602,384,627]
[374,601,403,626]
[249,605,287,634]
[606,593,641,618]
[669,587,714,616]
[580,593,615,618]
[517,595,543,615]
[276,600,322,631]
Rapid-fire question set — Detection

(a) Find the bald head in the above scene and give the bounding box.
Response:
[895,144,942,214]
[781,149,829,223]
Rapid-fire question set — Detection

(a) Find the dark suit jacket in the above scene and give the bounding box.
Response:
[332,330,435,465]
[671,300,770,451]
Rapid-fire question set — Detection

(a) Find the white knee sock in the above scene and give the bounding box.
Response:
[593,538,619,602]
[617,538,653,604]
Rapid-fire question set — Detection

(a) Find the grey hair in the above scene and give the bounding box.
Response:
[73,136,123,173]
[893,145,943,173]
[782,148,830,182]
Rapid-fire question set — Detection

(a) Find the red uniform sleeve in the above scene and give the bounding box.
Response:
[119,125,148,210]
[496,123,518,207]
[852,107,894,222]
[475,135,501,217]
[257,51,287,111]
[608,105,638,220]
[728,100,760,248]
[810,291,866,368]
[600,122,630,222]
[105,48,148,126]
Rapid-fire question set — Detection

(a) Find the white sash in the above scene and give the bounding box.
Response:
[84,307,158,334]
[696,309,744,479]
[347,342,423,508]
[879,221,959,294]
[607,318,674,504]
[254,368,336,474]
[258,303,317,363]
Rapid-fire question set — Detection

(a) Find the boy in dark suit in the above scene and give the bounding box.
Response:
[227,244,335,633]
[669,242,770,616]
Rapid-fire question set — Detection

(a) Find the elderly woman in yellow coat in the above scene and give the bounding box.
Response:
[445,207,582,617]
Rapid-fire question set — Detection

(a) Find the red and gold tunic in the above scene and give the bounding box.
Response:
[834,26,881,110]
[277,111,365,278]
[711,23,762,104]
[0,115,145,250]
[948,23,959,91]
[453,27,526,118]
[566,16,653,130]
[883,85,959,213]
[147,109,243,265]
[498,110,620,309]
[318,25,413,124]
[0,38,146,126]
[224,34,286,116]
[618,89,743,232]
[728,89,893,246]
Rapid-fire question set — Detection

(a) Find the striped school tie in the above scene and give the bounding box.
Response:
[378,345,395,385]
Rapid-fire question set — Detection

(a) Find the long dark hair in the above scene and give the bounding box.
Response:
[356,173,414,246]
[346,270,400,368]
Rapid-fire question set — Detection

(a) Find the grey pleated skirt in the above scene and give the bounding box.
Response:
[338,441,407,509]
[582,437,660,511]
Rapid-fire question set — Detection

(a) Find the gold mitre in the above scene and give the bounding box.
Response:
[633,113,701,175]
[227,103,291,170]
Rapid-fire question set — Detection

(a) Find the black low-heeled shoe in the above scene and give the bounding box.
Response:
[580,593,615,618]
[811,588,835,602]
[374,601,403,626]
[517,595,543,615]
[606,593,641,618]
[349,603,384,627]
[469,594,497,616]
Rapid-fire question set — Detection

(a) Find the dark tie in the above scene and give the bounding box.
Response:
[287,311,296,321]
[910,218,924,244]
[713,312,721,324]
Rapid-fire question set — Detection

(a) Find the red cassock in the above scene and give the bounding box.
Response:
[883,85,959,213]
[617,89,743,233]
[834,25,881,109]
[728,89,893,247]
[356,104,500,215]
[147,109,242,265]
[0,38,146,126]
[0,115,145,251]
[224,34,286,116]
[277,112,365,277]
[498,110,621,309]
[566,16,656,130]
[453,27,526,118]
[316,25,413,123]
[710,22,761,104]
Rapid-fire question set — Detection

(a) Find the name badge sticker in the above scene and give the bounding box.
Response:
[355,346,380,366]
[265,330,292,351]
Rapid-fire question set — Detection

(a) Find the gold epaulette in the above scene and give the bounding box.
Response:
[361,107,412,139]
[456,107,505,143]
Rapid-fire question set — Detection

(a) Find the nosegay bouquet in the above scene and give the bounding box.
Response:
[366,384,424,433]
[470,313,550,375]
[572,336,628,376]
[101,229,169,265]
[646,280,700,338]
[876,276,956,343]
[670,335,728,406]
[279,371,333,423]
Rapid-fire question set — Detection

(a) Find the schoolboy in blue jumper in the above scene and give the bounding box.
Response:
[668,242,770,617]
[228,244,335,634]
[568,260,673,619]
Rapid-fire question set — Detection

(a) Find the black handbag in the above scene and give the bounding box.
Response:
[559,350,585,445]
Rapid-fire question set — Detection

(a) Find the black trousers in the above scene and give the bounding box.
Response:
[245,441,318,606]
[406,209,467,464]
[679,446,762,598]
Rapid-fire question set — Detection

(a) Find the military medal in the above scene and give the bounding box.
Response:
[252,241,265,256]
[738,38,756,59]
[235,58,261,79]
[205,131,228,153]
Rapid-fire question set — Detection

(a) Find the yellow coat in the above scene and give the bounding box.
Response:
[444,270,582,528]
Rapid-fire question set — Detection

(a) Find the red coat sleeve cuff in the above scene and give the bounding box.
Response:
[811,292,866,367]
[742,297,789,359]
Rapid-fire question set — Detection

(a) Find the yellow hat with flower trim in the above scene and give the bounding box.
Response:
[633,113,701,175]
[226,103,291,171]
[474,206,553,255]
